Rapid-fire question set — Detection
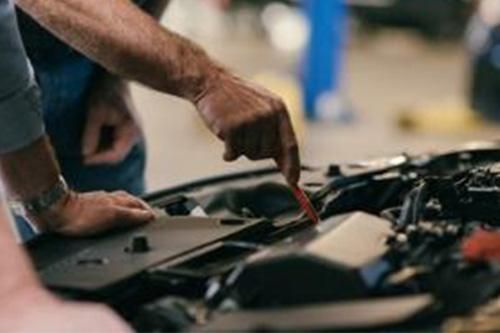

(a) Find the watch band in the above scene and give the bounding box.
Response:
[10,176,69,217]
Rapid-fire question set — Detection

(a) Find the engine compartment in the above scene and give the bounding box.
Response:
[27,141,500,332]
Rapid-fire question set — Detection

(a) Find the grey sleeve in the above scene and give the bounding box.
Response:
[0,0,44,154]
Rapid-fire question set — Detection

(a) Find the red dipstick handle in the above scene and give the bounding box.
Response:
[292,186,320,225]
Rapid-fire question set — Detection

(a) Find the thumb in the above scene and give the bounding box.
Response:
[82,110,103,156]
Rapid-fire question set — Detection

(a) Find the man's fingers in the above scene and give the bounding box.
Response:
[223,131,241,162]
[202,72,301,182]
[234,115,278,161]
[280,143,301,185]
[257,115,280,159]
[85,149,126,165]
[112,207,155,227]
[113,191,155,215]
[243,119,275,161]
[85,126,137,165]
[241,123,259,160]
[82,110,103,157]
[275,111,301,185]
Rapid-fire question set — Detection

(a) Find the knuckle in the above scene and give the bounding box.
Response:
[213,120,231,138]
[256,109,273,122]
[281,110,292,122]
[109,194,122,205]
[284,141,299,153]
[268,97,285,110]
[276,104,290,118]
[274,98,287,111]
[288,144,299,154]
[106,209,119,221]
[247,115,262,127]
[231,116,246,129]
[102,197,113,206]
[214,125,226,138]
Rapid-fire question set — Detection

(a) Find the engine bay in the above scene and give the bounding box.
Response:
[27,141,500,332]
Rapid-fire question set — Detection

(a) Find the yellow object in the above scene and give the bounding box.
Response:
[397,100,485,134]
[252,71,305,143]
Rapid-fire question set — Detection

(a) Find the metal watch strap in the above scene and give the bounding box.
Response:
[10,176,69,217]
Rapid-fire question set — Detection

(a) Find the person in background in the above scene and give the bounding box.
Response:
[0,0,147,330]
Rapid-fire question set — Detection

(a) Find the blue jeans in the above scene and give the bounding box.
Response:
[34,58,147,196]
[16,11,147,241]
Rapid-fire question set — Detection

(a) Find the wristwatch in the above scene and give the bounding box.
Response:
[9,175,69,217]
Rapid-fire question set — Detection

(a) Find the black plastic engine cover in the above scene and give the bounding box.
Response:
[231,213,394,308]
[27,217,265,293]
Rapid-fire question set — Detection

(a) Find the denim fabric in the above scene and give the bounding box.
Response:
[15,2,152,240]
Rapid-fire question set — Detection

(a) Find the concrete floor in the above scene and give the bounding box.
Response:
[132,5,500,192]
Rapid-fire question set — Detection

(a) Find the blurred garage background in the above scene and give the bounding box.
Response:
[132,0,500,191]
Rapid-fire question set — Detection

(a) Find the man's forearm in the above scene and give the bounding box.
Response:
[16,0,302,185]
[0,136,60,201]
[0,0,64,231]
[92,0,171,90]
[0,136,61,231]
[17,0,222,104]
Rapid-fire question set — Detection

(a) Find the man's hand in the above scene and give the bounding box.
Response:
[0,201,132,333]
[196,72,301,185]
[82,78,142,166]
[16,0,302,183]
[33,190,156,237]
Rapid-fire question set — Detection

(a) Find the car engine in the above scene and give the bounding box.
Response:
[27,141,500,332]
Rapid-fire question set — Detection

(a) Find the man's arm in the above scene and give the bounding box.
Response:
[0,5,133,330]
[81,0,170,166]
[17,0,301,185]
[0,198,132,333]
[0,0,63,225]
[16,0,218,101]
[0,0,154,236]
